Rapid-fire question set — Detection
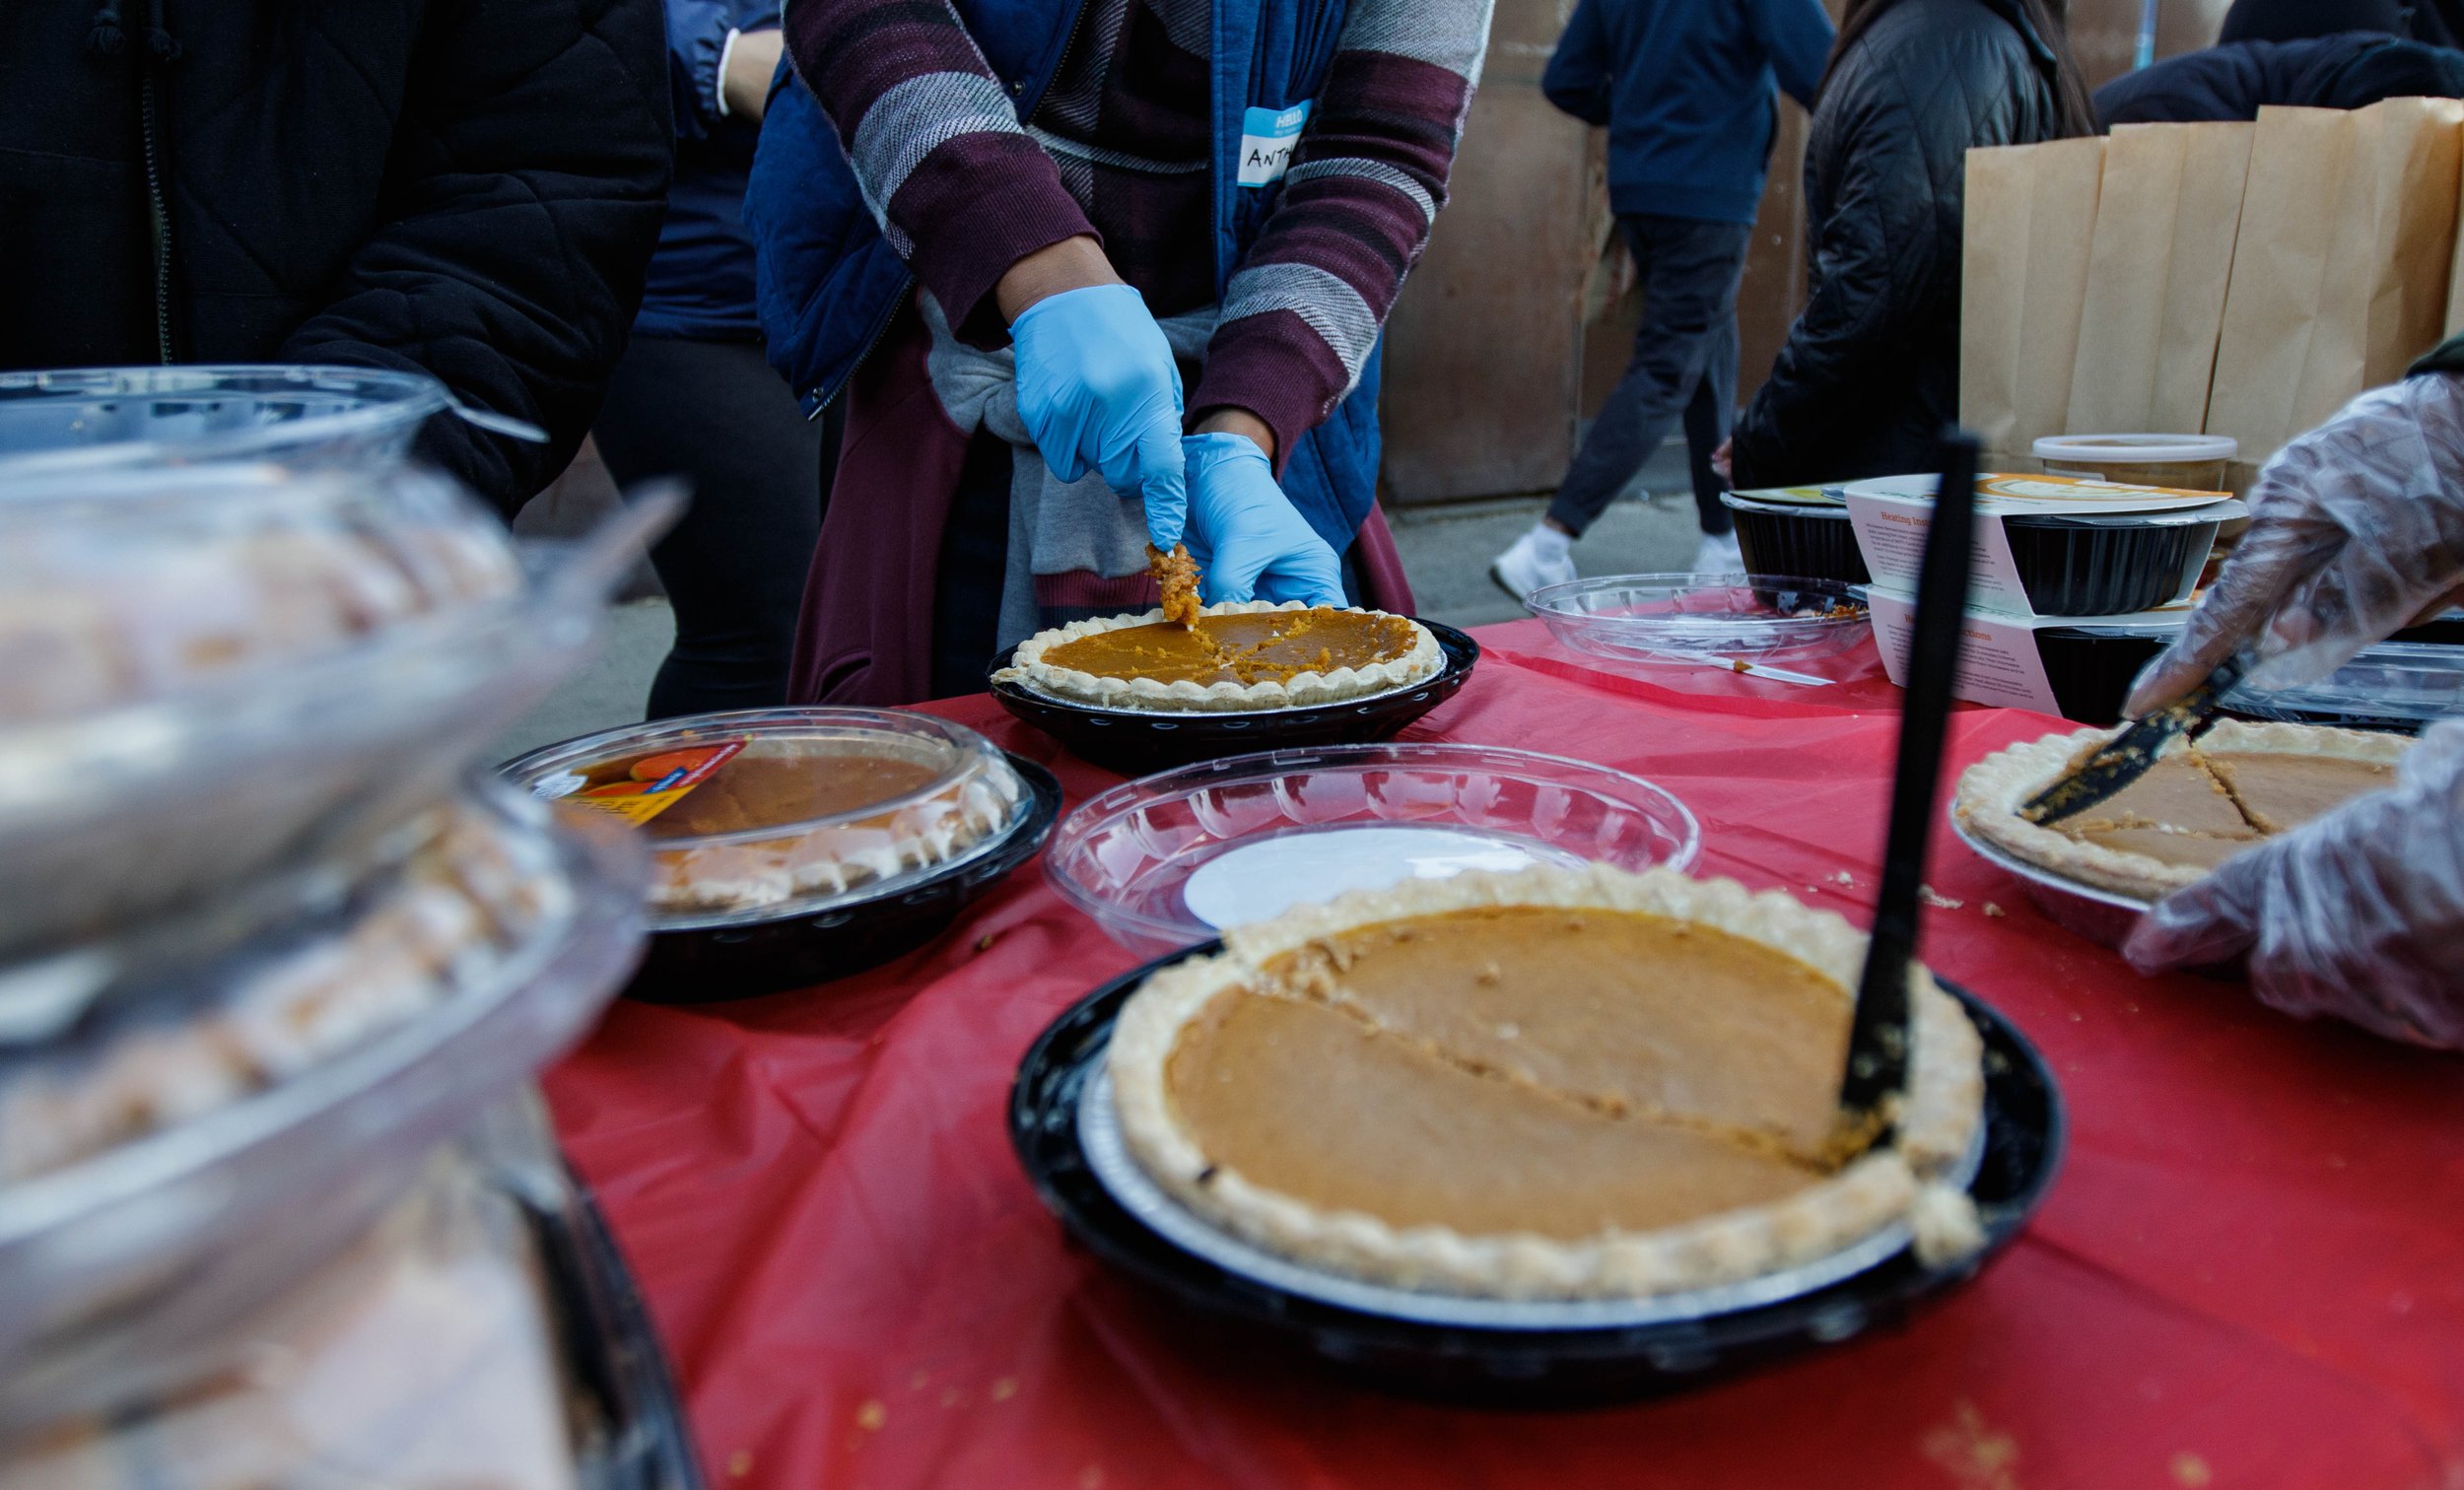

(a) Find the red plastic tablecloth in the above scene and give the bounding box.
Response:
[545,623,2464,1490]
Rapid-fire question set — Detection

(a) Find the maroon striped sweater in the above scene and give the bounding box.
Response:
[783,0,1491,466]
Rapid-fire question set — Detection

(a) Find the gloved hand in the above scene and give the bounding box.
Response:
[1180,432,1346,606]
[1009,284,1188,543]
[2122,720,2464,1049]
[2124,372,2464,717]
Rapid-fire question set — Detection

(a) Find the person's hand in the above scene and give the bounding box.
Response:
[1710,437,1733,486]
[1004,252,1187,547]
[2122,720,2464,1049]
[2123,372,2464,717]
[720,28,785,122]
[1181,431,1345,606]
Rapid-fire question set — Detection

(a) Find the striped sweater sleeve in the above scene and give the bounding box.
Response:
[782,0,1094,338]
[1192,0,1493,470]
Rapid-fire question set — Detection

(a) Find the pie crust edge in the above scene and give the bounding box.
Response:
[996,600,1445,713]
[1953,720,2411,902]
[1107,864,1987,1301]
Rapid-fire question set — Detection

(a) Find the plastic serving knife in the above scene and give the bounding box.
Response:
[2017,651,2250,826]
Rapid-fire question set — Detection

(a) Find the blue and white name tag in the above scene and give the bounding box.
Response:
[1237,102,1313,187]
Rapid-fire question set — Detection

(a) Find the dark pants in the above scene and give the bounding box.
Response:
[594,335,834,719]
[1548,214,1751,539]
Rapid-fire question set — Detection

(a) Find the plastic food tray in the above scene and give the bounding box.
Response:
[2223,642,2464,733]
[1045,743,1700,957]
[0,481,663,956]
[1525,574,1870,667]
[0,364,527,477]
[2033,623,2177,725]
[1010,946,2063,1404]
[0,803,649,1429]
[1721,493,1871,584]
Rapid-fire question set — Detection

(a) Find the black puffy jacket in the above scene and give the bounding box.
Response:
[0,2,671,511]
[1729,0,2068,489]
[2094,34,2464,125]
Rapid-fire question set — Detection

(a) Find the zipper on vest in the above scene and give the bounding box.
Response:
[139,68,173,364]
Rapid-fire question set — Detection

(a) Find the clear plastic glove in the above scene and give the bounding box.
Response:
[1009,284,1188,544]
[2124,372,2464,717]
[2122,719,2464,1049]
[1180,432,1346,606]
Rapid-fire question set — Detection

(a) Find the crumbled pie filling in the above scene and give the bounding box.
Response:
[2051,749,2393,870]
[1160,907,1858,1239]
[1043,608,1419,689]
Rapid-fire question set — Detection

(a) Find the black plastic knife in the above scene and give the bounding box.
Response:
[2018,651,2249,825]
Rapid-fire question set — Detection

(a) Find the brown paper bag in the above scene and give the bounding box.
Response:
[1960,136,2106,466]
[2065,122,2253,437]
[2207,100,2463,462]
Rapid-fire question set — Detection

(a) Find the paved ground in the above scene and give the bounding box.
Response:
[494,448,1706,761]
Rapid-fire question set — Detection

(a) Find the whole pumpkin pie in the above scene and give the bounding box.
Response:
[1955,719,2409,900]
[1107,865,1987,1300]
[999,600,1444,712]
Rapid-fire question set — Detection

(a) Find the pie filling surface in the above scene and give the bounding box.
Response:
[1043,608,1420,689]
[2046,748,2392,871]
[1160,906,1855,1239]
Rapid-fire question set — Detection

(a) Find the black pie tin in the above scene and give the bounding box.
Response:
[2033,626,2170,725]
[1722,496,1872,585]
[531,1171,706,1490]
[1009,943,2064,1407]
[2002,512,2209,617]
[623,755,1061,1003]
[987,621,1479,776]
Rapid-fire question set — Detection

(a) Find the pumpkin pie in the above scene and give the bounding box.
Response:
[1000,600,1444,712]
[1107,864,1987,1300]
[1955,719,2409,900]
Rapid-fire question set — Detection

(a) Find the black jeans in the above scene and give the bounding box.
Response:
[1548,213,1751,539]
[593,335,834,719]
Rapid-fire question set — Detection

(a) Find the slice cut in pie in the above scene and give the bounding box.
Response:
[1107,864,1987,1300]
[1000,600,1444,712]
[1955,719,2409,900]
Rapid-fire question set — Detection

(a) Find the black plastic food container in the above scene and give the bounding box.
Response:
[2001,510,2214,617]
[1721,493,1871,585]
[2031,626,2172,725]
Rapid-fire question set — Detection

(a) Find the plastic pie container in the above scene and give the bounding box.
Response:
[1721,490,1872,585]
[1044,743,1701,957]
[0,796,649,1431]
[2031,622,2178,725]
[2031,434,2235,494]
[1995,508,2221,617]
[0,365,498,478]
[1525,574,1871,666]
[2223,643,2464,733]
[505,709,1034,930]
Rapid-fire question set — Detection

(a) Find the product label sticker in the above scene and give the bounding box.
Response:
[532,739,746,826]
[1237,102,1313,187]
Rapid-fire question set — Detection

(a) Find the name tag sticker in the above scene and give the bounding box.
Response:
[1237,102,1313,187]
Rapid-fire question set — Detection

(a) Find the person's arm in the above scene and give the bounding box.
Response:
[279,0,671,512]
[1727,81,1935,489]
[1540,0,1613,126]
[1751,0,1836,111]
[1190,0,1495,473]
[781,0,1094,342]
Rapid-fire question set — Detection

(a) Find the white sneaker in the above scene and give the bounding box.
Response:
[1690,531,1744,576]
[1490,526,1577,602]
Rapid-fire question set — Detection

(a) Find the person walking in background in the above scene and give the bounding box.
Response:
[749,0,1491,706]
[1488,0,1832,600]
[593,2,836,718]
[1718,0,2094,491]
[0,1,669,513]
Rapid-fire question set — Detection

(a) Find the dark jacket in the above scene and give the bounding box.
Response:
[2094,34,2464,126]
[1542,0,1833,225]
[1729,0,2068,489]
[0,1,671,512]
[641,0,777,340]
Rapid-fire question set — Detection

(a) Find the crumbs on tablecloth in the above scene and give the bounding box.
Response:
[1984,902,2006,918]
[1830,869,1855,886]
[1918,884,1963,910]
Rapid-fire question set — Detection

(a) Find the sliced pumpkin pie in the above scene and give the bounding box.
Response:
[999,600,1443,712]
[1107,864,1987,1300]
[1955,719,2409,900]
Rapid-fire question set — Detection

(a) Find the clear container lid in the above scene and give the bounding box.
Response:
[505,709,1031,928]
[1524,574,1871,665]
[0,461,521,725]
[1045,743,1700,957]
[2032,434,2237,463]
[0,365,540,478]
[1724,485,1847,509]
[2224,643,2464,726]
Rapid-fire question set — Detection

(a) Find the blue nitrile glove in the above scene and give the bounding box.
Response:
[1181,432,1347,606]
[1009,284,1188,544]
